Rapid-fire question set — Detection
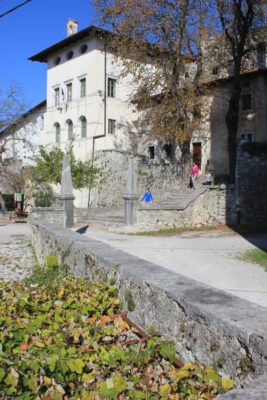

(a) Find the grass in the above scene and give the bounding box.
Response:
[131,224,228,236]
[240,248,267,271]
[130,224,267,237]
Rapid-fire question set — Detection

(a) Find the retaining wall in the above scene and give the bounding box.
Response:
[31,221,267,398]
[237,143,267,225]
[136,186,236,231]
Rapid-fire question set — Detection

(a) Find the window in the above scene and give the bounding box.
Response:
[80,78,86,98]
[79,44,88,54]
[107,78,116,98]
[242,94,252,110]
[108,119,116,134]
[53,56,61,66]
[257,43,266,69]
[228,59,234,75]
[41,116,44,130]
[80,116,87,138]
[241,133,253,143]
[242,79,251,89]
[212,65,219,75]
[66,50,74,60]
[162,143,172,161]
[66,83,72,102]
[54,88,60,106]
[67,120,73,140]
[148,145,155,160]
[55,123,60,143]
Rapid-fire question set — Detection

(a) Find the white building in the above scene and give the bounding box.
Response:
[0,100,46,164]
[29,20,167,206]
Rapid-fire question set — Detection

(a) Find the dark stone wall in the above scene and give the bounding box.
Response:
[237,143,267,224]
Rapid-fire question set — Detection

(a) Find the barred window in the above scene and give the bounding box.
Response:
[107,78,116,98]
[108,119,116,134]
[80,78,86,98]
[242,94,252,110]
[66,83,72,102]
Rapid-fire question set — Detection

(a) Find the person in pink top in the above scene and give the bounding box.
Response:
[189,163,200,189]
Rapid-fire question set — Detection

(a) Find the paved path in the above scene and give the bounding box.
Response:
[84,227,267,308]
[0,223,35,280]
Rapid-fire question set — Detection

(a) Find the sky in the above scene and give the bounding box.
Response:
[0,0,97,109]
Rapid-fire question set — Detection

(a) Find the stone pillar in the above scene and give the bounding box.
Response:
[123,156,139,225]
[58,154,75,228]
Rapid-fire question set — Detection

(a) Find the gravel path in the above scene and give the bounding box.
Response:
[0,223,35,280]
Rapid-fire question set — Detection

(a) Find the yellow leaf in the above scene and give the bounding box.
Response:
[160,384,171,397]
[222,376,234,391]
[43,376,52,385]
[57,288,64,298]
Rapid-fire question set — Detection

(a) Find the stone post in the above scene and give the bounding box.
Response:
[123,156,139,225]
[58,154,75,228]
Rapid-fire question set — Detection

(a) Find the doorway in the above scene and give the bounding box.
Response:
[192,142,202,169]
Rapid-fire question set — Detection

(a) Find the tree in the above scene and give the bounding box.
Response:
[28,145,102,206]
[94,0,211,167]
[216,0,266,182]
[0,83,29,161]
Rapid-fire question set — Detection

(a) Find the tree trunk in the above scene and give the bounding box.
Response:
[226,80,241,183]
[180,140,191,182]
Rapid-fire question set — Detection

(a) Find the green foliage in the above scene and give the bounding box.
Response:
[29,144,102,190]
[33,184,54,207]
[24,253,68,286]
[0,254,234,399]
[2,194,14,211]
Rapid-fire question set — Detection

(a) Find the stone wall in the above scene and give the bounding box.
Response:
[31,221,267,396]
[96,150,184,208]
[237,143,267,225]
[30,208,65,225]
[136,186,235,231]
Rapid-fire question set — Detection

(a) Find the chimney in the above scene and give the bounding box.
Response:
[67,18,78,37]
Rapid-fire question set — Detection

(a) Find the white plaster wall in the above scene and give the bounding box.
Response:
[2,105,45,165]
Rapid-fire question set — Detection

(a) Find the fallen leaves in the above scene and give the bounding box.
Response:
[0,275,234,399]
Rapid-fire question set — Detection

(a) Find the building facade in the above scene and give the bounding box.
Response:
[26,20,267,207]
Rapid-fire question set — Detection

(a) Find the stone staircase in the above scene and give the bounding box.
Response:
[75,208,125,227]
[146,187,207,210]
[75,187,207,227]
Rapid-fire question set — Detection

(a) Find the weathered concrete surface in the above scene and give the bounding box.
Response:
[31,220,267,398]
[85,227,267,308]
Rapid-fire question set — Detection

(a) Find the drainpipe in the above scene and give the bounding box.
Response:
[235,142,241,224]
[87,43,107,208]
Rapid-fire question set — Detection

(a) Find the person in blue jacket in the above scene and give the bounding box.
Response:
[141,188,153,203]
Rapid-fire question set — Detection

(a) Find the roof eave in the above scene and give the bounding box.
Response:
[28,25,113,63]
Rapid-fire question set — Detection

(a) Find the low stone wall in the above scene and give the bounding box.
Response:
[136,187,235,231]
[30,208,64,225]
[31,221,267,398]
